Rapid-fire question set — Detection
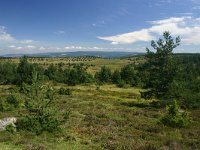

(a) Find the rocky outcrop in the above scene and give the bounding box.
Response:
[0,117,17,131]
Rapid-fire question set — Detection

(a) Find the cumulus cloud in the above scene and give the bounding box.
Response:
[0,26,35,46]
[98,16,200,45]
[0,26,15,42]
[98,29,154,44]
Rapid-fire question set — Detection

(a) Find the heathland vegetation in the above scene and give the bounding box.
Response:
[0,32,199,149]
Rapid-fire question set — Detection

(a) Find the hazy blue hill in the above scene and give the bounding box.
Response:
[1,51,144,58]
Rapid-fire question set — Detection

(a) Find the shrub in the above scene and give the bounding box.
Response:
[95,66,112,83]
[0,98,6,112]
[16,71,70,135]
[140,90,154,99]
[6,93,20,108]
[116,80,126,88]
[161,100,191,128]
[58,87,72,95]
[5,124,16,134]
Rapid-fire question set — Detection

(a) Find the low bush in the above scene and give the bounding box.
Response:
[16,72,70,135]
[58,87,72,95]
[161,100,191,128]
[116,80,126,88]
[6,93,20,108]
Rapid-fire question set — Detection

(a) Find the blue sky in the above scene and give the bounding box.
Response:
[0,0,200,54]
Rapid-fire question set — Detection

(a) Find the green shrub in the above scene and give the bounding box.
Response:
[161,100,191,128]
[16,71,70,135]
[6,93,20,108]
[0,98,6,112]
[58,87,72,95]
[5,124,16,134]
[0,98,14,112]
[116,80,126,88]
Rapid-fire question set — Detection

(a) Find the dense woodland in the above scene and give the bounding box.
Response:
[0,32,199,149]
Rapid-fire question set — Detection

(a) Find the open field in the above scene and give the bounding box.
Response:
[0,82,199,150]
[0,57,142,75]
[0,56,199,150]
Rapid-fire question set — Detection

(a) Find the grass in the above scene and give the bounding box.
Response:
[0,57,199,149]
[0,83,199,149]
[0,57,132,74]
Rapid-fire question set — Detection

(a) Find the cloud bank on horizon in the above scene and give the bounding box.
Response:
[98,16,200,45]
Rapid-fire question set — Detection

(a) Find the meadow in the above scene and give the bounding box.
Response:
[0,56,199,150]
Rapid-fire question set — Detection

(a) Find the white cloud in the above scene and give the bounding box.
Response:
[149,17,188,25]
[54,30,65,35]
[0,26,15,42]
[20,40,34,44]
[8,45,16,48]
[16,47,22,50]
[39,46,46,50]
[98,16,200,45]
[98,29,154,44]
[26,45,36,49]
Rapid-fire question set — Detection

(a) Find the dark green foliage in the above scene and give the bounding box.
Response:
[45,64,92,85]
[116,79,126,88]
[16,71,69,135]
[120,65,139,86]
[16,56,34,85]
[16,56,44,85]
[0,95,20,112]
[0,98,6,112]
[0,62,17,84]
[95,66,112,83]
[5,124,16,134]
[58,87,72,95]
[6,93,20,108]
[143,32,180,98]
[161,100,191,128]
[167,55,200,108]
[44,63,65,83]
[140,90,154,99]
[112,70,121,84]
[67,64,93,85]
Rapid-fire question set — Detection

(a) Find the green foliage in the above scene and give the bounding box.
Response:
[0,98,6,112]
[95,66,112,83]
[112,70,121,84]
[16,56,33,85]
[161,100,191,128]
[6,93,20,108]
[16,56,44,85]
[58,87,72,95]
[167,55,200,108]
[116,79,126,88]
[120,65,139,86]
[0,62,17,84]
[44,64,93,85]
[16,71,69,135]
[5,124,16,134]
[143,31,180,98]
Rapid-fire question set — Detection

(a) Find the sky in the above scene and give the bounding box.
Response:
[0,0,200,54]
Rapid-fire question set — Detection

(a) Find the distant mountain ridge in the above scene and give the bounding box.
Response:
[1,51,144,58]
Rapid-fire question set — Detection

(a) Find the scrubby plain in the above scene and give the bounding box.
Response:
[0,56,199,150]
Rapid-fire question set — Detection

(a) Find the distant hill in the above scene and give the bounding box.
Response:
[1,51,144,58]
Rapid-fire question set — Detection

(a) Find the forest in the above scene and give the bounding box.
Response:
[0,32,199,149]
